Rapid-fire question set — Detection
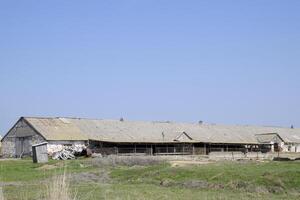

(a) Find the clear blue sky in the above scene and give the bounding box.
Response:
[0,1,300,134]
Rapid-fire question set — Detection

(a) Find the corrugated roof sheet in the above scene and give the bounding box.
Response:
[24,117,300,144]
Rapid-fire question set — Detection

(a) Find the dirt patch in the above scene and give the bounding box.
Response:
[182,180,210,189]
[160,179,224,190]
[160,179,176,187]
[37,164,58,170]
[71,171,111,184]
[160,178,285,194]
[0,158,22,162]
[0,182,24,187]
[182,180,224,190]
[170,160,214,167]
[227,180,282,194]
[267,186,285,194]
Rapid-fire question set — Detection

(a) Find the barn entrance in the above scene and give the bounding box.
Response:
[15,136,32,157]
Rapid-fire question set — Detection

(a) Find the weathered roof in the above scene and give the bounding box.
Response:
[253,128,300,144]
[255,133,283,144]
[22,117,300,144]
[24,117,88,141]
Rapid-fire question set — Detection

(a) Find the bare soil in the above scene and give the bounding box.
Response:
[170,160,214,167]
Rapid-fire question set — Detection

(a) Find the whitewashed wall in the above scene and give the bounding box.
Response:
[282,143,300,153]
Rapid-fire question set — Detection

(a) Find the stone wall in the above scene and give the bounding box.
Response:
[1,137,16,157]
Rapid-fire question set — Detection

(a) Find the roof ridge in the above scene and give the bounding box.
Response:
[21,116,299,130]
[23,116,104,121]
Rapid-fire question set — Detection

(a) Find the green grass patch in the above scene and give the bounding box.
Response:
[111,161,300,189]
[0,159,95,182]
[0,159,300,199]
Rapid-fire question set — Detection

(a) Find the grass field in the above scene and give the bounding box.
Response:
[0,158,300,200]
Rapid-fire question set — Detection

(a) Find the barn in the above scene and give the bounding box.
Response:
[1,117,300,158]
[1,117,87,157]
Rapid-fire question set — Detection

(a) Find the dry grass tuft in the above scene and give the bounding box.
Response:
[45,171,77,200]
[0,187,4,200]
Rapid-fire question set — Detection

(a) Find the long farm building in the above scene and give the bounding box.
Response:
[1,117,300,157]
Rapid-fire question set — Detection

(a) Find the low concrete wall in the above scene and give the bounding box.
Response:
[209,152,300,161]
[209,152,246,160]
[208,152,294,161]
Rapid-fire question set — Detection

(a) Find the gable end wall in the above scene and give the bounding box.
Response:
[1,119,46,157]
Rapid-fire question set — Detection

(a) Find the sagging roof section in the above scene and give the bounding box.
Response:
[21,117,300,144]
[255,133,284,144]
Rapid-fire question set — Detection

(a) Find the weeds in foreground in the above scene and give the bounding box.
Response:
[1,171,78,200]
[0,187,4,200]
[45,171,77,200]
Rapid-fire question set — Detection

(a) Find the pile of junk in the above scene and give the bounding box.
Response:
[51,146,99,160]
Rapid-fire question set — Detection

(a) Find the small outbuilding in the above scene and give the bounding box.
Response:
[32,142,48,163]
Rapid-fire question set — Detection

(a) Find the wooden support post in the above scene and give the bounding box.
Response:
[134,144,136,156]
[114,146,117,155]
[150,145,153,156]
[192,144,195,155]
